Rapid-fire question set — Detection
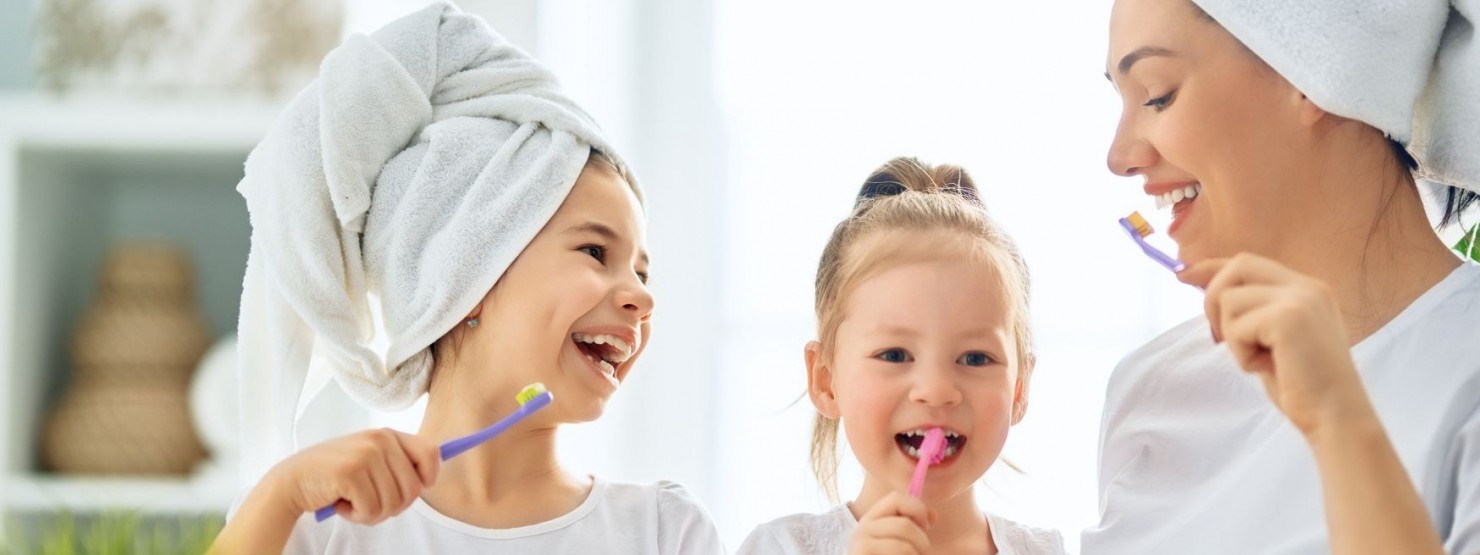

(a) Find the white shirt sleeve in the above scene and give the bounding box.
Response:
[655,481,728,554]
[736,523,794,555]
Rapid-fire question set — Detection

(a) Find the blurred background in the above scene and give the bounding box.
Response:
[0,0,1469,552]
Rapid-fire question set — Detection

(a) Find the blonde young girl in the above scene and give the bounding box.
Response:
[740,158,1065,555]
[210,4,722,553]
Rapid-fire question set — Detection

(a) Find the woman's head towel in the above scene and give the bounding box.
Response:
[234,2,637,485]
[1191,0,1479,194]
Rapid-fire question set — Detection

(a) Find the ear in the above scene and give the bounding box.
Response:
[805,341,841,419]
[1010,355,1035,425]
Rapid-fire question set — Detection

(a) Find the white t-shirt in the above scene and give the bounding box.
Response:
[1084,261,1480,554]
[285,478,726,554]
[738,503,1066,555]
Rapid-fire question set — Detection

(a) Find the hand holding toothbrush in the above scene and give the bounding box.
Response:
[1178,254,1446,555]
[849,491,937,555]
[1175,254,1367,437]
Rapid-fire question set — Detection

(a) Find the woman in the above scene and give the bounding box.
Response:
[1086,0,1480,553]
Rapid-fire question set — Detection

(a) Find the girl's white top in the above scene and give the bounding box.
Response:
[1084,261,1480,553]
[738,503,1065,555]
[285,478,726,554]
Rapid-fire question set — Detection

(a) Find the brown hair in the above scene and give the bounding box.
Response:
[808,157,1034,501]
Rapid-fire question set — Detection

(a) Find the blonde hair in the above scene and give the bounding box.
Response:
[809,157,1034,502]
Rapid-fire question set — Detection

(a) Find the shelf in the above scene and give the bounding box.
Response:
[5,474,235,514]
[0,94,282,521]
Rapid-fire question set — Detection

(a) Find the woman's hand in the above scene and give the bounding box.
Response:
[1177,253,1370,438]
[1179,253,1444,555]
[849,491,936,555]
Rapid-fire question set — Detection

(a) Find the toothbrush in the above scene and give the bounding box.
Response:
[314,383,554,522]
[1118,211,1186,273]
[907,428,947,498]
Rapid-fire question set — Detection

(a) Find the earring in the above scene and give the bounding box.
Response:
[467,317,479,328]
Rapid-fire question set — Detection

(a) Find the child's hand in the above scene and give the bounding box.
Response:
[1177,254,1372,438]
[270,428,443,524]
[849,491,937,555]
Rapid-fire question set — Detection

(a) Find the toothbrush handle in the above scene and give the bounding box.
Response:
[1119,219,1186,273]
[908,458,931,498]
[439,392,552,460]
[313,392,554,522]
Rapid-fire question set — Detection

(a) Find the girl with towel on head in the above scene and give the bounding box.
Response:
[1089,0,1480,553]
[209,4,723,553]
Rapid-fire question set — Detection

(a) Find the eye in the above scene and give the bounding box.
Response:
[580,244,606,262]
[874,348,913,364]
[957,351,995,367]
[1143,90,1176,112]
[636,270,649,285]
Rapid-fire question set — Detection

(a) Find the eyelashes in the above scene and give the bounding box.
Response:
[1144,90,1177,112]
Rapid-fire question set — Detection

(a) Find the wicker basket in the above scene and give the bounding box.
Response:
[42,243,210,475]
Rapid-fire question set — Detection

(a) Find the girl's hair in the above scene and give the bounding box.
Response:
[1188,0,1476,228]
[808,157,1034,502]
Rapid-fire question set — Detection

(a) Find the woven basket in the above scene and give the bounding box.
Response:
[42,243,210,475]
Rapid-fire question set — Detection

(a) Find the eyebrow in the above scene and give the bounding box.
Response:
[1104,46,1177,82]
[566,222,650,266]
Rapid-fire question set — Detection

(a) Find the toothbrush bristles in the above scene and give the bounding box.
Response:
[515,382,548,405]
[1125,211,1154,238]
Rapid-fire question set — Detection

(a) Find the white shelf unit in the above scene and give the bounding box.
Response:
[0,94,283,522]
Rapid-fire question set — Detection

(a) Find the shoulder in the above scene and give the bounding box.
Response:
[602,479,725,554]
[738,506,852,555]
[986,512,1067,555]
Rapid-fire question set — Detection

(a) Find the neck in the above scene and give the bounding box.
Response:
[415,373,589,528]
[852,478,995,554]
[1272,144,1459,342]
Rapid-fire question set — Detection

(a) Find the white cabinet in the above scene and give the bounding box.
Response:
[0,94,280,521]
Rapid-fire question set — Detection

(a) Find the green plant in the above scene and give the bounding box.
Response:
[3,511,222,555]
[1457,223,1480,264]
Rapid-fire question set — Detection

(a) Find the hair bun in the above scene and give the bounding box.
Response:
[855,157,981,206]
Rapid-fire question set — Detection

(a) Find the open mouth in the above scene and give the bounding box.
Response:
[571,333,635,379]
[1155,182,1201,235]
[894,428,967,462]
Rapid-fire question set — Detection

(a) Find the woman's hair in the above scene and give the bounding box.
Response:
[808,157,1034,501]
[1188,0,1477,228]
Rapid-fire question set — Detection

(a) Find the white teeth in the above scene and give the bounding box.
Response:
[572,333,636,363]
[1152,183,1201,211]
[596,359,616,377]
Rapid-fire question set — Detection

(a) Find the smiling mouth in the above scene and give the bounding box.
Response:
[895,429,967,461]
[571,333,634,379]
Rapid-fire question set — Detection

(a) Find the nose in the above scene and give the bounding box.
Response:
[1107,112,1158,177]
[615,273,654,322]
[909,361,961,408]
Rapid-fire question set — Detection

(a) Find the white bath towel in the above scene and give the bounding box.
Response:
[234,2,636,486]
[1193,0,1480,194]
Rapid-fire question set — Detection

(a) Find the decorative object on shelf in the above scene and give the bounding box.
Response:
[35,0,344,96]
[189,334,239,483]
[41,243,211,475]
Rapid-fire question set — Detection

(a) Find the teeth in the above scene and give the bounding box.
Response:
[596,359,616,377]
[572,333,635,363]
[1153,183,1201,211]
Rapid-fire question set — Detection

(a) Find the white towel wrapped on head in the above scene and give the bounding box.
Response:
[1192,0,1480,195]
[234,2,637,486]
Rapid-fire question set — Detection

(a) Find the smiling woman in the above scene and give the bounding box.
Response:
[1088,0,1480,553]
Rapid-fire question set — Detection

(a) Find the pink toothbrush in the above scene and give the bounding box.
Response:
[908,428,947,498]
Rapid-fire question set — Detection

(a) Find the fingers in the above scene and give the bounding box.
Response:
[856,516,930,554]
[395,431,442,487]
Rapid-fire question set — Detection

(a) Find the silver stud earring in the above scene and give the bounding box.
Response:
[467,317,479,328]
